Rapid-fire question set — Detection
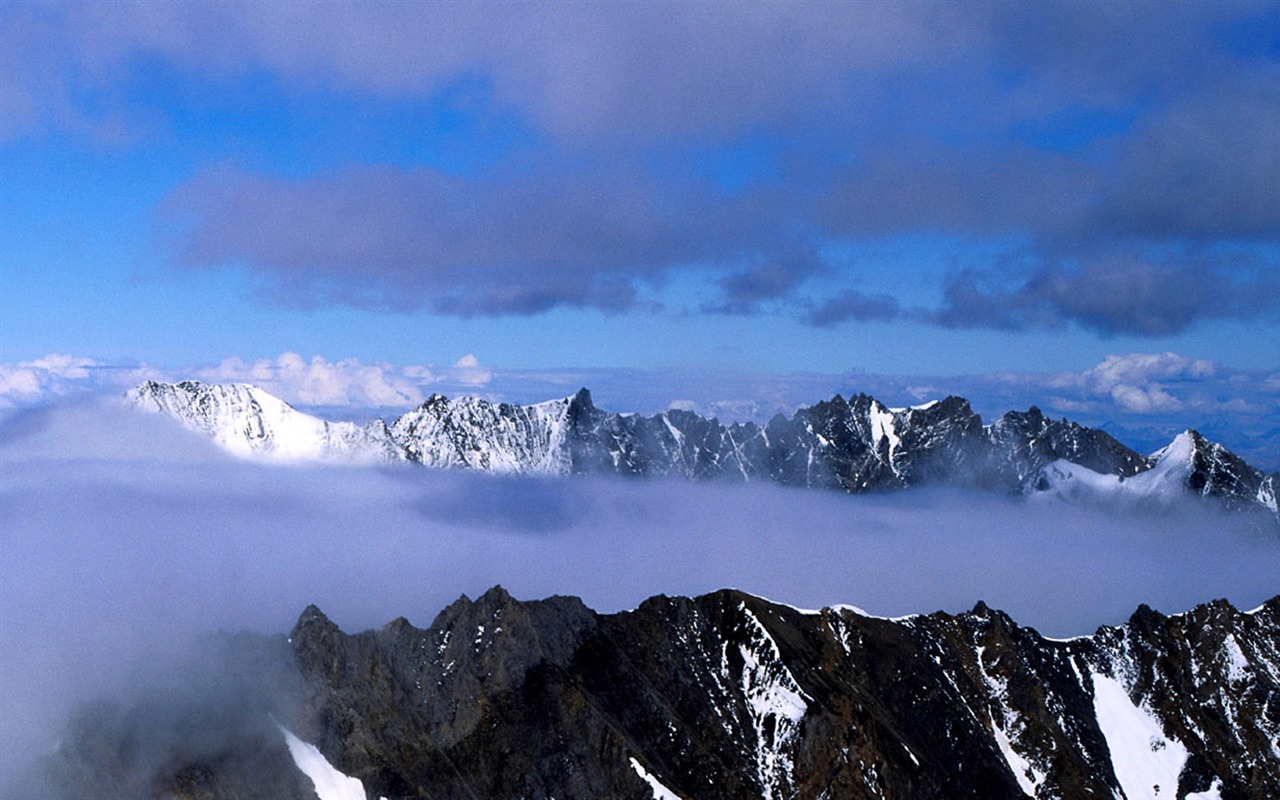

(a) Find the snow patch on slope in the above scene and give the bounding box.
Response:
[991,720,1038,798]
[737,604,809,800]
[128,381,392,463]
[1186,779,1223,799]
[278,725,380,800]
[1030,433,1201,507]
[868,401,900,464]
[1090,672,1188,800]
[629,756,683,799]
[975,648,1045,797]
[1139,432,1198,496]
[1257,478,1278,513]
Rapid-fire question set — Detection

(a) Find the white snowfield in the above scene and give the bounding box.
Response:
[127,381,393,464]
[126,380,577,471]
[1031,430,1272,511]
[1090,672,1188,800]
[278,725,387,800]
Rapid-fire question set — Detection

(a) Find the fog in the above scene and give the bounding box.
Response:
[2,399,1277,789]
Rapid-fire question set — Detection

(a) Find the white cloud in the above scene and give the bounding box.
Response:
[0,352,499,413]
[905,384,941,402]
[1081,352,1216,391]
[446,354,493,388]
[1107,383,1182,414]
[1047,352,1220,416]
[1046,397,1091,414]
[0,354,153,408]
[198,352,427,408]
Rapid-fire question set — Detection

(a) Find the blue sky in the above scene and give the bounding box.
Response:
[1,1,1278,454]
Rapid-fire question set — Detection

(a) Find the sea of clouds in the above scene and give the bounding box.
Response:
[2,397,1277,789]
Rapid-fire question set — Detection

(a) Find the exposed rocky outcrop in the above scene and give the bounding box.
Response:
[42,589,1280,799]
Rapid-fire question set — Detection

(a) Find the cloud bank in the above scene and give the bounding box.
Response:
[2,398,1277,789]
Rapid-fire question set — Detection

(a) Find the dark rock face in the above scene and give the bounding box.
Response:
[43,590,1280,799]
[986,406,1152,487]
[1178,429,1276,514]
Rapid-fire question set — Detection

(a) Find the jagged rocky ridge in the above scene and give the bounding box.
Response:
[127,380,1278,523]
[43,589,1280,799]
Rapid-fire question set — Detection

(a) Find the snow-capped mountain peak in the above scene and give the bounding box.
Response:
[124,381,1278,524]
[389,390,581,474]
[126,380,395,463]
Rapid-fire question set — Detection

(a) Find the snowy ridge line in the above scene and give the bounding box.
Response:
[752,592,920,623]
[124,380,1278,523]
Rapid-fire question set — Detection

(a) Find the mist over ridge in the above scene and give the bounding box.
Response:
[2,396,1278,791]
[122,378,1280,527]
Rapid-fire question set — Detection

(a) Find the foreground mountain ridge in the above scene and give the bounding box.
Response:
[126,380,1279,523]
[44,589,1280,799]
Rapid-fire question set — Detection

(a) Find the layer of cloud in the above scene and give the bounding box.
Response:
[154,114,1279,327]
[0,355,152,408]
[447,354,492,388]
[806,289,901,328]
[705,244,826,316]
[3,397,1277,790]
[161,162,751,315]
[932,250,1280,336]
[197,352,427,408]
[1087,71,1280,242]
[0,354,97,402]
[0,2,979,143]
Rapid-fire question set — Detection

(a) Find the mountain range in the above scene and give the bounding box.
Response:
[126,380,1279,525]
[40,588,1280,799]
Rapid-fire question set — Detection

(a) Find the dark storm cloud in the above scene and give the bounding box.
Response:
[163,162,761,315]
[1084,71,1280,242]
[705,244,826,315]
[814,142,1096,240]
[805,289,901,328]
[0,1,979,142]
[932,249,1280,336]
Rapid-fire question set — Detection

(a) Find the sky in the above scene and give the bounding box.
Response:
[0,1,1277,415]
